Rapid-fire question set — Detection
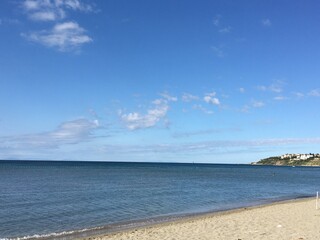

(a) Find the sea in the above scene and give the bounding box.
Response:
[1,160,319,239]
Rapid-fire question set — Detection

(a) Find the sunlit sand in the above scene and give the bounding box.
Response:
[83,198,320,240]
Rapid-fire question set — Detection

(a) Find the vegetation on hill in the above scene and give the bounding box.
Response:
[253,154,320,166]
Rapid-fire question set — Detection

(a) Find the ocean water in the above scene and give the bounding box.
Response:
[0,161,319,239]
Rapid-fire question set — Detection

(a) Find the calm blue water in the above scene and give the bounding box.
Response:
[0,161,319,239]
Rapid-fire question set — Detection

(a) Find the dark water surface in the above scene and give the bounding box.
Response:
[0,161,319,239]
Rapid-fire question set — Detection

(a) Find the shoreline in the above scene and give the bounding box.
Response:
[4,196,318,240]
[76,196,318,240]
[3,162,320,240]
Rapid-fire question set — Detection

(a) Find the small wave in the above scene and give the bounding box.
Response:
[1,225,105,240]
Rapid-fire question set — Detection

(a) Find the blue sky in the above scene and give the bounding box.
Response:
[1,0,320,163]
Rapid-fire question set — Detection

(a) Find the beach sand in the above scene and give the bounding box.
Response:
[83,198,320,240]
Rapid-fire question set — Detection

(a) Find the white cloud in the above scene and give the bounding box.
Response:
[61,0,93,11]
[0,118,99,149]
[252,100,265,108]
[192,104,214,114]
[182,93,199,102]
[120,99,169,130]
[213,15,232,34]
[22,0,92,21]
[293,92,304,98]
[173,128,241,138]
[262,19,272,27]
[309,89,320,97]
[21,0,94,52]
[274,96,288,101]
[213,15,221,26]
[23,0,44,10]
[239,87,245,93]
[101,138,320,155]
[258,81,284,93]
[258,86,267,91]
[30,10,64,21]
[159,92,178,102]
[239,100,265,113]
[48,119,99,143]
[292,89,320,98]
[240,105,250,113]
[204,92,220,105]
[211,46,225,58]
[25,21,92,51]
[219,26,231,34]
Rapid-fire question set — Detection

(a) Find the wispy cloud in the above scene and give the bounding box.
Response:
[0,118,99,149]
[239,104,250,113]
[213,15,221,26]
[211,14,231,57]
[252,100,265,108]
[239,87,245,93]
[257,81,284,93]
[262,18,272,27]
[0,18,21,26]
[173,128,241,138]
[184,92,220,114]
[192,104,214,114]
[213,14,231,34]
[308,89,320,97]
[159,92,178,102]
[24,21,92,51]
[219,26,231,34]
[100,138,320,155]
[239,100,265,113]
[273,96,288,101]
[30,10,63,21]
[182,93,199,102]
[119,99,170,130]
[293,92,304,98]
[22,0,93,21]
[291,89,320,98]
[211,46,225,58]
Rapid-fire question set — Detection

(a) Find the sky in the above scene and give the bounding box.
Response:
[1,0,320,163]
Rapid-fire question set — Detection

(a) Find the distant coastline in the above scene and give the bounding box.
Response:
[252,153,320,166]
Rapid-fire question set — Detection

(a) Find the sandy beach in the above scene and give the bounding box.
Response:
[83,198,320,240]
